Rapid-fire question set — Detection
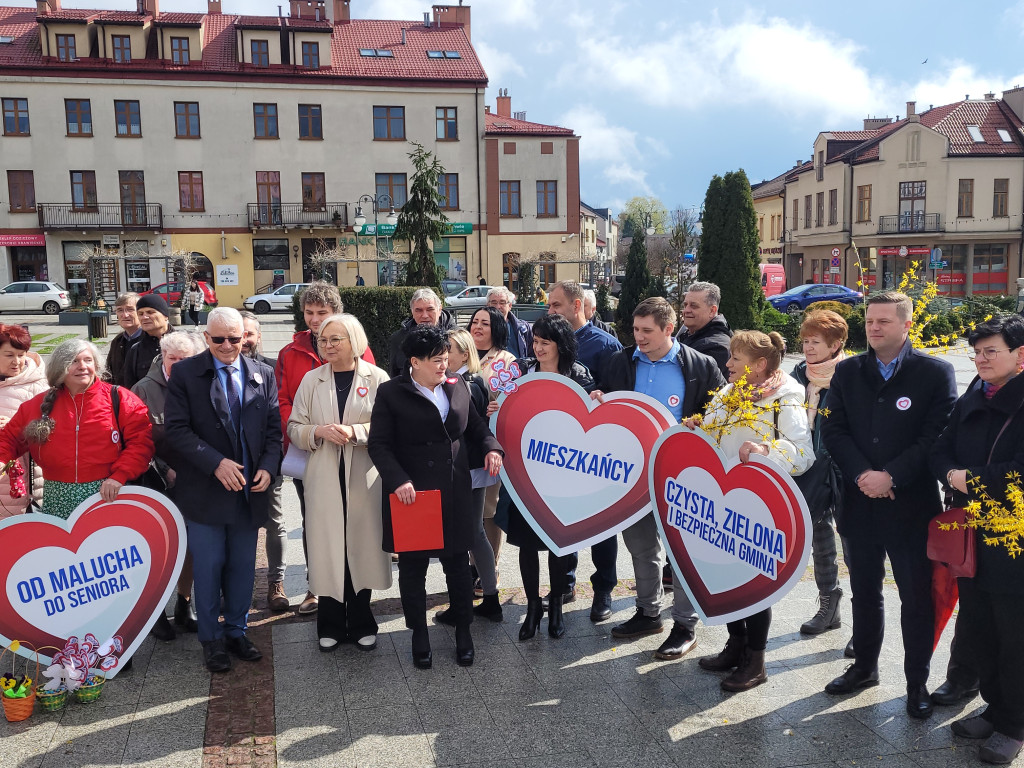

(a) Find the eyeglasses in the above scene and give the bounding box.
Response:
[209,336,242,345]
[317,335,349,347]
[969,346,1018,361]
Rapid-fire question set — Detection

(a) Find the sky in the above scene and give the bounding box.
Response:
[21,0,1024,217]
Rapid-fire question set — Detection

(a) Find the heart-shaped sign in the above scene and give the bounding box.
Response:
[650,427,810,624]
[493,373,676,555]
[0,488,186,676]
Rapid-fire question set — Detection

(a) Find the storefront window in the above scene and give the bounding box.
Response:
[253,239,289,271]
[9,247,47,281]
[62,241,97,306]
[433,237,467,280]
[934,244,967,296]
[973,243,1008,295]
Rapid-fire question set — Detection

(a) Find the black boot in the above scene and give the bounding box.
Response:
[411,627,432,670]
[548,595,565,639]
[150,612,175,642]
[698,634,746,671]
[519,599,544,641]
[472,593,504,622]
[721,648,767,692]
[800,587,842,635]
[455,625,474,667]
[175,593,198,633]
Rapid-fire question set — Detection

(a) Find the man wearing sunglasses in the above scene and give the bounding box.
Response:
[165,307,282,674]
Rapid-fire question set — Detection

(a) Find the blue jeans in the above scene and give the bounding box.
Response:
[187,518,260,644]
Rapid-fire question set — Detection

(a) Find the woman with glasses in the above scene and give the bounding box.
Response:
[931,315,1024,765]
[287,314,391,652]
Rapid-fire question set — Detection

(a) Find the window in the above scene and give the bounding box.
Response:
[758,216,764,241]
[426,50,462,59]
[438,173,459,210]
[115,100,141,137]
[111,35,131,63]
[253,103,278,138]
[253,239,289,270]
[958,179,974,217]
[792,199,799,232]
[301,172,326,211]
[7,171,35,212]
[503,142,516,154]
[967,125,984,143]
[298,104,321,139]
[436,107,457,140]
[2,98,28,135]
[251,39,270,67]
[500,181,521,217]
[178,171,204,212]
[537,181,557,217]
[973,243,1009,294]
[56,34,76,61]
[174,101,199,138]
[64,99,92,136]
[815,150,824,181]
[255,171,281,225]
[856,184,872,222]
[828,188,838,225]
[899,180,927,231]
[803,195,811,229]
[541,141,553,155]
[70,170,97,210]
[301,41,319,69]
[358,48,393,57]
[815,192,824,227]
[170,37,190,65]
[373,106,405,140]
[994,178,1009,218]
[998,129,1013,143]
[119,170,147,225]
[375,173,407,208]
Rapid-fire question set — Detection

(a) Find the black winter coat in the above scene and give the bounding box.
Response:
[368,373,502,556]
[105,330,139,386]
[676,314,733,379]
[930,372,1024,594]
[123,327,174,389]
[821,342,957,533]
[602,343,725,418]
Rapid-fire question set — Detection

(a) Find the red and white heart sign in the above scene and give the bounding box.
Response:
[650,428,811,625]
[493,373,675,556]
[0,488,186,676]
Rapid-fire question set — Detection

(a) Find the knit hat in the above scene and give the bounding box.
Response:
[137,293,170,317]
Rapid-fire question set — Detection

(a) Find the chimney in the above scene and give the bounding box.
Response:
[863,116,894,131]
[431,3,471,40]
[484,105,490,113]
[35,0,61,14]
[332,0,350,24]
[496,88,511,118]
[984,92,996,100]
[207,0,222,14]
[906,100,919,123]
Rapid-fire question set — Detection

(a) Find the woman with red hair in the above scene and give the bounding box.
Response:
[0,324,47,518]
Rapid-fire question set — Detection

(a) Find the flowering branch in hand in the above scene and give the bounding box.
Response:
[938,472,1024,558]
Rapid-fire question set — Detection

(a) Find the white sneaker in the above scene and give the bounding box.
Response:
[355,635,377,652]
[318,637,339,652]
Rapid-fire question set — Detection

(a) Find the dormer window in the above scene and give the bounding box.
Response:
[171,37,190,65]
[56,34,76,62]
[112,35,131,64]
[0,36,14,44]
[251,39,270,67]
[967,125,984,142]
[358,48,393,57]
[998,129,1013,143]
[301,41,319,69]
[426,50,461,59]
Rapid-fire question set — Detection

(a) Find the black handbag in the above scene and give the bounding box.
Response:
[774,406,842,524]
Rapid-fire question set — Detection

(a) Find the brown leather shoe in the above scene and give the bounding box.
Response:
[298,591,319,615]
[267,581,289,612]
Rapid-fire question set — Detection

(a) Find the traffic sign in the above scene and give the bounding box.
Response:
[831,247,841,258]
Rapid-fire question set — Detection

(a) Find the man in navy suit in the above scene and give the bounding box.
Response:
[165,307,282,673]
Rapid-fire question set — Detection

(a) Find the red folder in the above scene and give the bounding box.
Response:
[390,489,445,552]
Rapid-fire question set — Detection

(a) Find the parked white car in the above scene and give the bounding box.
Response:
[445,285,500,308]
[0,281,71,314]
[243,283,310,314]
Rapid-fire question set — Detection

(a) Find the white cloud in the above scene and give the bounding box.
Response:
[560,106,654,195]
[474,40,526,88]
[357,0,424,20]
[905,63,1024,111]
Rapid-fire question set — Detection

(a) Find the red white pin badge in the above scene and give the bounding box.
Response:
[667,395,680,408]
[447,377,459,385]
[896,397,911,411]
[357,386,368,397]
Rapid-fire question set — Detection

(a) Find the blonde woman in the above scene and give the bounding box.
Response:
[287,314,391,652]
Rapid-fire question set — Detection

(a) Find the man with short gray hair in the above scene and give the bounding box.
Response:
[387,288,458,377]
[676,281,732,378]
[583,289,613,335]
[106,292,142,385]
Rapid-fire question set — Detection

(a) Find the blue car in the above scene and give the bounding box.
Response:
[768,283,864,316]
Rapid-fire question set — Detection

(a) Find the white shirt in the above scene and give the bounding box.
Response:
[412,379,450,421]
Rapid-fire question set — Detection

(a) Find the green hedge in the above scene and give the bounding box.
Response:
[757,306,801,349]
[292,286,421,371]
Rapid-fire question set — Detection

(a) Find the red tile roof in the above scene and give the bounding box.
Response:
[285,17,332,30]
[485,112,574,136]
[94,10,149,24]
[151,12,203,26]
[35,7,92,22]
[235,15,280,29]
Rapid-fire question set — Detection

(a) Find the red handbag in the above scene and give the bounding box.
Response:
[927,507,976,578]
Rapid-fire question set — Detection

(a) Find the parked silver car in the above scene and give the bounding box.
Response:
[0,281,71,314]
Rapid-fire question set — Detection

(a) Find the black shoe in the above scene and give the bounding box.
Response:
[611,609,664,639]
[825,665,879,695]
[654,622,697,660]
[174,594,199,633]
[412,628,432,669]
[520,599,544,641]
[150,612,175,642]
[413,650,433,669]
[121,657,134,672]
[844,637,855,658]
[455,625,474,667]
[548,596,566,639]
[225,634,262,662]
[541,587,577,611]
[473,593,504,623]
[800,587,842,635]
[590,592,613,622]
[203,639,231,673]
[907,684,934,719]
[434,607,457,627]
[930,678,980,706]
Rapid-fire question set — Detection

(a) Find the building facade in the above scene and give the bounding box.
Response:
[751,170,786,268]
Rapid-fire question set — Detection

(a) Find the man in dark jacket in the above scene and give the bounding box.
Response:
[821,291,957,719]
[387,288,458,377]
[165,307,282,674]
[676,282,732,379]
[105,292,141,386]
[487,286,534,358]
[598,297,725,660]
[123,293,174,388]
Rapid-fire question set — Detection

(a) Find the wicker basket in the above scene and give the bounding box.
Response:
[1,643,38,722]
[36,686,68,712]
[72,675,106,704]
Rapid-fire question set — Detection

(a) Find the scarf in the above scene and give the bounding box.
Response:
[804,351,845,428]
[749,368,787,403]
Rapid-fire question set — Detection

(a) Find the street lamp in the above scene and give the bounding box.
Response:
[352,193,398,284]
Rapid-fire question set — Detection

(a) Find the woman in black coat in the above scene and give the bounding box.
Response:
[368,326,503,670]
[930,314,1024,765]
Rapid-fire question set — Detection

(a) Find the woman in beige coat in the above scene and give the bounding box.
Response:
[0,324,47,518]
[287,313,391,652]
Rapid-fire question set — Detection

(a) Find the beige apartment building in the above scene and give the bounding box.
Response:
[783,92,1024,297]
[0,0,584,307]
[751,170,786,266]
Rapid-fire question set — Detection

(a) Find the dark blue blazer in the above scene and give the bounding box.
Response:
[164,350,282,526]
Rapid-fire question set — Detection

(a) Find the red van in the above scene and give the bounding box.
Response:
[760,264,786,297]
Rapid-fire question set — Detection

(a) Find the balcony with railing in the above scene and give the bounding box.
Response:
[38,203,163,230]
[877,213,941,235]
[247,202,349,229]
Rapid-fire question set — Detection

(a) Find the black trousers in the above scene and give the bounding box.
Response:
[519,547,573,601]
[943,613,980,689]
[958,579,1024,739]
[727,609,772,651]
[317,560,377,642]
[398,552,474,630]
[845,510,934,686]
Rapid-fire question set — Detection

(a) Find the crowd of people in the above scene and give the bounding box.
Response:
[0,278,1021,764]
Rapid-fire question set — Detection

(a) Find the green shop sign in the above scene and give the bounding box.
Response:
[367,222,472,236]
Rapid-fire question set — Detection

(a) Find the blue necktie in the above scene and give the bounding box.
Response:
[222,366,242,451]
